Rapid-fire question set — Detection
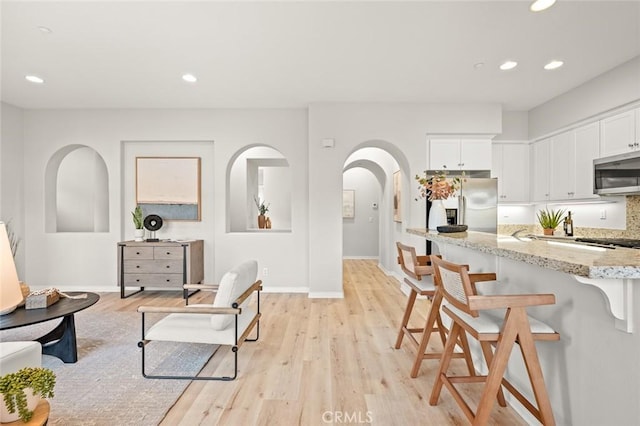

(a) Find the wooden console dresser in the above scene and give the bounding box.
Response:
[117,240,204,298]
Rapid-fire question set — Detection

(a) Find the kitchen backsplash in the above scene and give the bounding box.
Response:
[497,195,640,239]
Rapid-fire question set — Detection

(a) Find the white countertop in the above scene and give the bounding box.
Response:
[406,229,640,279]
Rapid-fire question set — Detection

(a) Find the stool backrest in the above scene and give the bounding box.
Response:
[430,255,478,317]
[396,242,429,280]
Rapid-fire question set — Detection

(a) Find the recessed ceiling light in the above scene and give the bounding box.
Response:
[182,74,197,83]
[499,61,518,71]
[474,62,485,69]
[530,0,557,12]
[37,26,52,34]
[544,60,564,70]
[25,75,45,84]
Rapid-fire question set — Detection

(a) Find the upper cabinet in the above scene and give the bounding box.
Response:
[531,138,551,202]
[600,108,640,157]
[492,143,529,203]
[573,122,600,199]
[537,122,601,202]
[428,138,492,171]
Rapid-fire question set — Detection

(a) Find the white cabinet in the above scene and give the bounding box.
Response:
[547,123,601,201]
[573,122,600,199]
[492,143,529,203]
[549,132,574,200]
[600,108,639,157]
[531,138,551,202]
[429,138,492,171]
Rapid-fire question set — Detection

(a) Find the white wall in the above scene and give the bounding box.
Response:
[529,55,640,139]
[342,168,380,258]
[308,102,502,297]
[20,108,309,292]
[0,103,25,277]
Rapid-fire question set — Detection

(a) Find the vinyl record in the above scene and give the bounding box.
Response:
[143,214,163,231]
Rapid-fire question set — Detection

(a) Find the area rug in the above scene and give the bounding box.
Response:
[0,308,216,425]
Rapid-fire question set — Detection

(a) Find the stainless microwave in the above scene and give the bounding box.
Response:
[594,151,640,195]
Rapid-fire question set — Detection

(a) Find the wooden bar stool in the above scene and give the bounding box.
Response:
[429,255,560,425]
[394,242,476,378]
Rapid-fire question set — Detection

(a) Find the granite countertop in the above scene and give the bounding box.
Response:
[406,228,640,279]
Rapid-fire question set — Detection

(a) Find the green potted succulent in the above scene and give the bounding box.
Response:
[131,205,144,241]
[0,367,55,422]
[537,208,566,236]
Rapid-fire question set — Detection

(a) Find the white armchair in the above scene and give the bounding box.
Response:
[137,260,262,381]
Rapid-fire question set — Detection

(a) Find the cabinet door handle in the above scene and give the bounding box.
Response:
[442,165,447,169]
[166,279,170,282]
[136,252,140,255]
[460,163,464,167]
[629,144,635,148]
[136,279,140,282]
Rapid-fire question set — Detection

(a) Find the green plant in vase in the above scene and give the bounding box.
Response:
[131,205,144,229]
[537,208,566,236]
[253,196,270,229]
[0,367,56,422]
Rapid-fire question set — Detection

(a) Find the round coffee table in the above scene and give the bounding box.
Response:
[0,292,100,363]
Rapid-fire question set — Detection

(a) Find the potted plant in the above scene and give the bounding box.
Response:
[131,205,144,241]
[0,367,55,422]
[253,196,270,229]
[537,208,566,235]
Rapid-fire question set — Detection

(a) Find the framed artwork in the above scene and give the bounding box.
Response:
[136,157,201,221]
[342,190,355,218]
[393,170,402,222]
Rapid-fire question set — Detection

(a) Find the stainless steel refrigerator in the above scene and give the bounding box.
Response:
[439,178,498,233]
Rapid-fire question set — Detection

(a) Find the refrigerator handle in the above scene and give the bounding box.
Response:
[459,196,466,224]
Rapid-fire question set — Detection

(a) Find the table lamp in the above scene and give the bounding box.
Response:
[0,222,23,315]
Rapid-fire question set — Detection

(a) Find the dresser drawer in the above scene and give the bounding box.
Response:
[123,246,154,259]
[123,273,184,287]
[123,260,184,274]
[154,246,184,259]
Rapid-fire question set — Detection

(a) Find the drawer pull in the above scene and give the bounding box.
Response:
[166,279,170,282]
[166,265,170,269]
[136,252,140,255]
[136,279,140,282]
[166,252,171,255]
[136,265,140,268]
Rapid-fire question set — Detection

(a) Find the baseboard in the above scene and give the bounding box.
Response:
[262,286,308,294]
[308,291,344,299]
[342,256,379,260]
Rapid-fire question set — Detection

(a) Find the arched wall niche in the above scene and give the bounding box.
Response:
[45,145,109,233]
[226,144,292,232]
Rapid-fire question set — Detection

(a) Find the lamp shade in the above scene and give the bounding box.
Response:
[0,222,23,315]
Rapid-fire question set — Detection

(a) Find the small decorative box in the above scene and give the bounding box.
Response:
[26,288,60,310]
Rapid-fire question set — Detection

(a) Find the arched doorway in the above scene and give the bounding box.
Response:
[342,142,411,275]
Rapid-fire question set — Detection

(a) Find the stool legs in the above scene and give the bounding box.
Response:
[395,288,418,349]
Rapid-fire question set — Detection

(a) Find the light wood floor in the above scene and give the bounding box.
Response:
[103,259,526,425]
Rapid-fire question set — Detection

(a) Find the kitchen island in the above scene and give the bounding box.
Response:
[407,229,640,426]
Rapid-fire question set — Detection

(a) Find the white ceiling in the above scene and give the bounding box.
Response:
[2,1,639,111]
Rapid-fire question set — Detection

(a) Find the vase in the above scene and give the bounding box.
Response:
[265,217,272,229]
[134,229,144,242]
[0,388,39,423]
[258,215,266,229]
[428,199,448,230]
[543,228,554,236]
